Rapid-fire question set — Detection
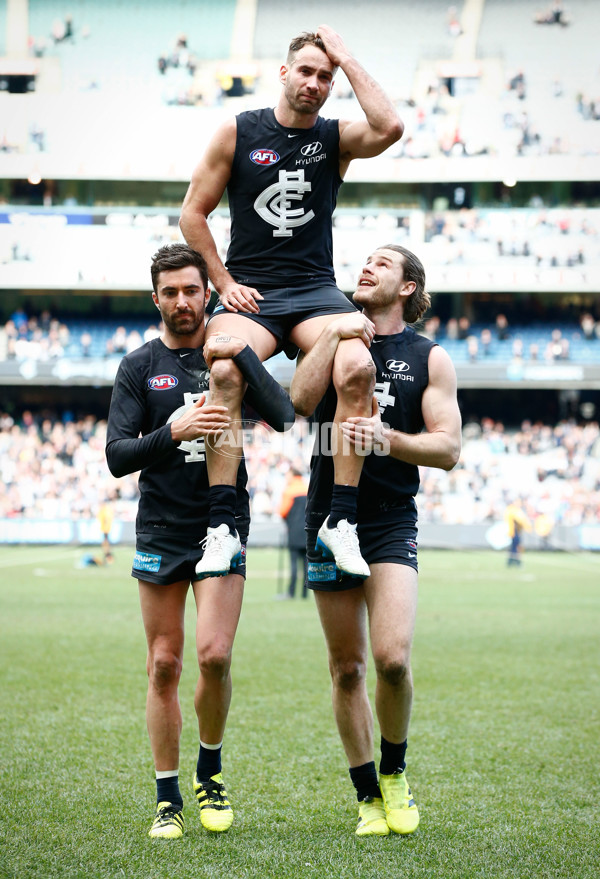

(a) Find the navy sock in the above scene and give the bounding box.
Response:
[328,485,359,528]
[156,774,183,808]
[208,485,237,534]
[349,761,381,802]
[196,743,222,782]
[379,737,407,775]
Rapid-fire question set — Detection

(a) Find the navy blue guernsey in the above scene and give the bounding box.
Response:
[106,339,250,537]
[226,108,342,287]
[306,327,437,525]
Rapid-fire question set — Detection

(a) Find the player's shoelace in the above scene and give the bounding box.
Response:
[153,803,184,827]
[334,520,361,553]
[196,778,230,810]
[199,532,219,553]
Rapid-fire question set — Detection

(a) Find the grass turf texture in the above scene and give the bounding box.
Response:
[0,546,599,879]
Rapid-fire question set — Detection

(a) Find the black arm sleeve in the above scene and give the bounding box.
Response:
[106,424,175,478]
[233,345,295,432]
[105,357,176,478]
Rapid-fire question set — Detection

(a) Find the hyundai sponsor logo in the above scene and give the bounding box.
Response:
[385,360,410,373]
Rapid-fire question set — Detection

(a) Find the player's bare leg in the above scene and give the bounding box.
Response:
[314,585,388,836]
[192,572,244,745]
[139,579,188,837]
[191,572,244,831]
[365,563,420,834]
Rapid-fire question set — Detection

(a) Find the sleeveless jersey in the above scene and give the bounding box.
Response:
[106,339,249,537]
[226,108,342,287]
[306,327,437,524]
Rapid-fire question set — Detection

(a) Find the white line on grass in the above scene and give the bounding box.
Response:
[0,549,82,569]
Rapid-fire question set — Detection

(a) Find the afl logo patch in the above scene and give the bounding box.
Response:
[148,374,178,390]
[386,360,410,373]
[250,149,280,166]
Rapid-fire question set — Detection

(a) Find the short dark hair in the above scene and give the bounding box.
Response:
[287,32,337,74]
[150,243,208,293]
[379,244,430,323]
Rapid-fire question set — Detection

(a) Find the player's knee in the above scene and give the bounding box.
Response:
[333,352,376,400]
[373,653,410,688]
[197,642,232,680]
[147,650,182,690]
[330,656,367,692]
[209,357,244,394]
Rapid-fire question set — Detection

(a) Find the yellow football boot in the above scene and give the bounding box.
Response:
[192,772,234,831]
[356,796,390,837]
[148,801,184,839]
[379,771,420,834]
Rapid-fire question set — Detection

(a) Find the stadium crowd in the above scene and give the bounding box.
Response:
[2,304,598,366]
[1,410,598,533]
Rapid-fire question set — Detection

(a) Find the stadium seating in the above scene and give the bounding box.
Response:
[0,0,598,544]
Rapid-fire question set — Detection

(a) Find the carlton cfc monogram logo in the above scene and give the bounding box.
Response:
[254,169,315,237]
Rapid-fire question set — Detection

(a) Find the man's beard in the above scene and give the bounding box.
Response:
[161,311,202,336]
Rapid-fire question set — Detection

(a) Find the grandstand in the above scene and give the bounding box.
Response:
[0,0,599,550]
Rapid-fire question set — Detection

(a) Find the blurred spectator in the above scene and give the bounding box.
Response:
[581,313,596,340]
[534,1,569,26]
[458,316,471,340]
[10,307,28,330]
[507,69,526,101]
[545,328,569,360]
[126,330,143,353]
[496,314,510,341]
[467,335,479,362]
[446,6,463,37]
[111,326,128,354]
[512,338,524,360]
[504,498,532,566]
[480,328,492,356]
[144,324,161,343]
[51,15,75,45]
[278,467,309,599]
[80,331,93,357]
[446,318,459,340]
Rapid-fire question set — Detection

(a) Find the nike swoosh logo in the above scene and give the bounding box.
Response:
[287,134,299,138]
[372,340,383,343]
[180,352,191,357]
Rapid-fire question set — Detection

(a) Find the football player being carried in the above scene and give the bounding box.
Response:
[180,25,404,582]
[291,245,462,837]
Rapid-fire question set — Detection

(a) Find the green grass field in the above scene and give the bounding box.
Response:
[1,545,599,879]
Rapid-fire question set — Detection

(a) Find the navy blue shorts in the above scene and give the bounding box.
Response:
[306,503,419,592]
[207,282,357,344]
[131,526,248,585]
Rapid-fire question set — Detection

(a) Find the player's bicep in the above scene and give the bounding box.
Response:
[339,117,400,162]
[182,120,236,216]
[421,347,462,440]
[338,119,382,160]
